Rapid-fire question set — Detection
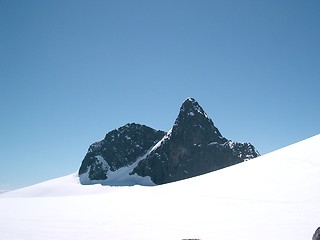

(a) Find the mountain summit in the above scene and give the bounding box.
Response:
[172,97,226,144]
[79,98,259,185]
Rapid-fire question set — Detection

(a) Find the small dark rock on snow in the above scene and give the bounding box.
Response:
[312,227,320,240]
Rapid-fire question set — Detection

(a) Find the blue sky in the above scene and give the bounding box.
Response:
[1,0,319,190]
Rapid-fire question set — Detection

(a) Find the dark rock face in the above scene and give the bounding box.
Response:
[131,98,259,184]
[78,123,165,181]
[78,98,259,185]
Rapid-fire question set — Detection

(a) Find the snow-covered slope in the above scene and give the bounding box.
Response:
[0,173,116,197]
[1,134,319,240]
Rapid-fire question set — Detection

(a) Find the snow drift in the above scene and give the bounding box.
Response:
[1,134,319,240]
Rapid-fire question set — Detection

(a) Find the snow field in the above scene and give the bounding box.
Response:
[1,134,319,240]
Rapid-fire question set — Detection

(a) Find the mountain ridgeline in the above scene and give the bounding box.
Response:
[78,98,260,185]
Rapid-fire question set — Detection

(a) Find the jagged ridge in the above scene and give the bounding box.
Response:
[78,123,166,183]
[131,98,259,184]
[78,98,260,185]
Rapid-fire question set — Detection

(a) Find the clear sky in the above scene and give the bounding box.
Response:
[1,0,319,191]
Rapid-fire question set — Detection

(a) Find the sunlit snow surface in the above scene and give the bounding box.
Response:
[1,134,320,240]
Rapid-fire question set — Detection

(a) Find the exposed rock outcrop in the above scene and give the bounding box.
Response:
[78,98,259,185]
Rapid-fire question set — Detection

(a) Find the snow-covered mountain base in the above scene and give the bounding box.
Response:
[1,134,319,240]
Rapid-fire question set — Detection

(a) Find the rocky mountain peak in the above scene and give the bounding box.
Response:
[180,97,206,114]
[79,97,260,186]
[177,97,210,122]
[78,123,165,182]
[172,98,226,145]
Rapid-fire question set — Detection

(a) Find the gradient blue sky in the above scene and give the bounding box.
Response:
[1,0,319,190]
